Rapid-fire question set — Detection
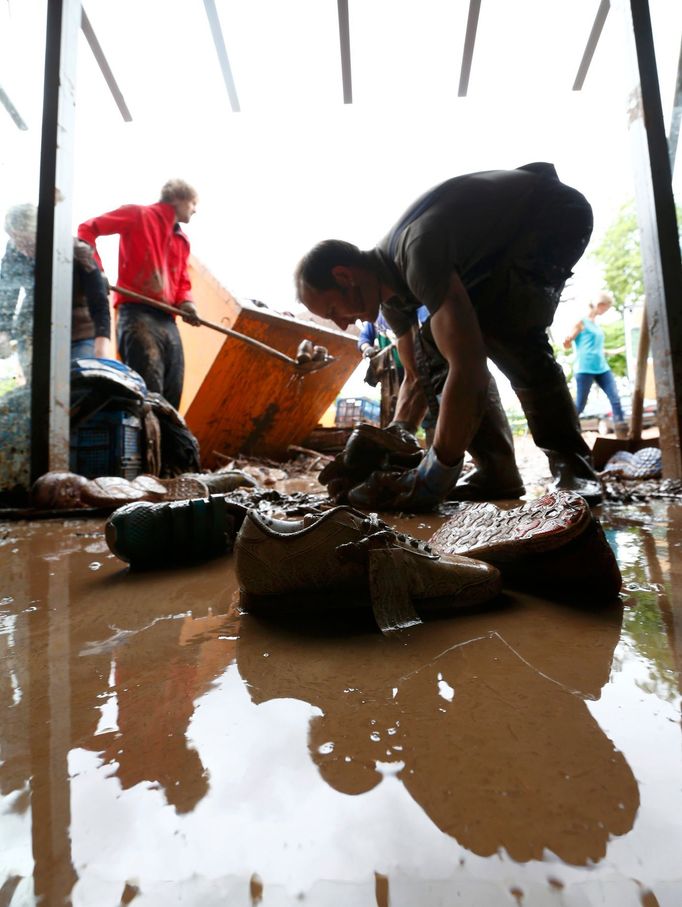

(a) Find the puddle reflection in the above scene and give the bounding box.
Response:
[0,506,681,903]
[237,597,636,866]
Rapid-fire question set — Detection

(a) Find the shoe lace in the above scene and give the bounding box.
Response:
[359,513,434,554]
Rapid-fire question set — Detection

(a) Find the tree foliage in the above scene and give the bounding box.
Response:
[592,200,682,313]
[591,202,644,313]
[602,319,627,378]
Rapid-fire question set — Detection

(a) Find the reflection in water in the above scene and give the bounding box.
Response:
[0,520,241,901]
[605,503,680,701]
[237,595,638,866]
[1,506,682,901]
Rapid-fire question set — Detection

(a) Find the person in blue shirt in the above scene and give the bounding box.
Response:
[563,292,625,431]
[358,307,430,428]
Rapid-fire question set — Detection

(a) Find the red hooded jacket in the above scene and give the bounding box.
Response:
[78,201,193,310]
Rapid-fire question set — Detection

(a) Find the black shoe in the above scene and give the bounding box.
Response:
[343,423,422,470]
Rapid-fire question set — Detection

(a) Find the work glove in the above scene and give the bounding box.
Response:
[361,345,378,359]
[347,447,463,512]
[178,301,201,326]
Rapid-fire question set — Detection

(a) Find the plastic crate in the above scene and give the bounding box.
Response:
[335,396,381,428]
[70,409,142,479]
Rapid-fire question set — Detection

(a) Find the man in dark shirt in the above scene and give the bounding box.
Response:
[295,163,602,509]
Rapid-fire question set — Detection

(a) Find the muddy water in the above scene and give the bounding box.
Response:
[0,500,681,906]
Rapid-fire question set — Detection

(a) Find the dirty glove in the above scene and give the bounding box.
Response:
[178,301,200,326]
[347,447,463,512]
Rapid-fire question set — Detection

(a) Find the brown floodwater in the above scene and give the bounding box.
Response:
[0,497,681,906]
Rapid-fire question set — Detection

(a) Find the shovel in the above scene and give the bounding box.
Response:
[591,304,659,469]
[110,284,335,374]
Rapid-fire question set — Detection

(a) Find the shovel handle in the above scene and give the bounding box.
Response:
[111,284,299,367]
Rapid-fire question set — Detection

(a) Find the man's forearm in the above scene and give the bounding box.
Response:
[433,367,489,466]
[392,371,428,433]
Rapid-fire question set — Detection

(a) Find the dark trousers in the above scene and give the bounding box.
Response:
[116,304,184,409]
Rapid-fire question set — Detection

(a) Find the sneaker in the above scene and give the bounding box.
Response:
[601,447,662,480]
[105,494,248,568]
[428,491,622,599]
[234,505,501,632]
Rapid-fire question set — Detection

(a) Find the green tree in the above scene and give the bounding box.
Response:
[603,319,627,378]
[592,200,682,313]
[591,201,644,313]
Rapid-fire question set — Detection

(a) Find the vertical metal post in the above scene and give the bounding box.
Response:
[337,0,352,104]
[31,0,81,481]
[618,0,682,478]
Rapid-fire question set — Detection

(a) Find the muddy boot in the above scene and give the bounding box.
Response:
[515,382,603,505]
[448,378,525,501]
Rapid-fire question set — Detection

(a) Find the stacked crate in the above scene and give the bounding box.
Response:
[70,409,142,479]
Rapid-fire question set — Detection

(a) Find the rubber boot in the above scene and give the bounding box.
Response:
[515,382,603,505]
[448,378,525,501]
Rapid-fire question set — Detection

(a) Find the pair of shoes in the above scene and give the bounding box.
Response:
[105,494,248,568]
[319,423,423,504]
[234,505,502,633]
[428,491,622,599]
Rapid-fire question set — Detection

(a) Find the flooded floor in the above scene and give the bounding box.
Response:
[1,494,681,906]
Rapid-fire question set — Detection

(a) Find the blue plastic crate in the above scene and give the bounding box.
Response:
[70,409,142,479]
[335,396,381,428]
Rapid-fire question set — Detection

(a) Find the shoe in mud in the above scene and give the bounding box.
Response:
[234,505,501,633]
[184,470,258,494]
[428,491,621,599]
[343,422,422,470]
[105,494,248,568]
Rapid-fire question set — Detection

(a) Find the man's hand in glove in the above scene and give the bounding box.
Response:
[347,447,463,512]
[178,301,201,326]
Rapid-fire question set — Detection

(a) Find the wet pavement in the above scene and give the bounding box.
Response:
[1,496,681,906]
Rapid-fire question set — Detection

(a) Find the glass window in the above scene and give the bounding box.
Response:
[0,0,46,502]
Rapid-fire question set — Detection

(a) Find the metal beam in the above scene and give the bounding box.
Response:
[619,0,682,478]
[573,0,610,91]
[668,32,682,171]
[0,83,28,130]
[203,0,240,113]
[31,0,80,481]
[458,0,481,98]
[337,0,352,104]
[80,7,132,122]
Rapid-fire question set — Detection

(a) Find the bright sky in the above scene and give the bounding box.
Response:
[1,0,681,397]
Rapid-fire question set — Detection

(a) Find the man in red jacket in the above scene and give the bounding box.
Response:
[78,179,200,409]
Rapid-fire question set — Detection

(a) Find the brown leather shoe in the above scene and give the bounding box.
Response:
[342,422,422,469]
[234,505,501,632]
[429,491,622,599]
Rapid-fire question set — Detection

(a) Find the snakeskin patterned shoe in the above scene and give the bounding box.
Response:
[428,491,622,599]
[234,505,501,633]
